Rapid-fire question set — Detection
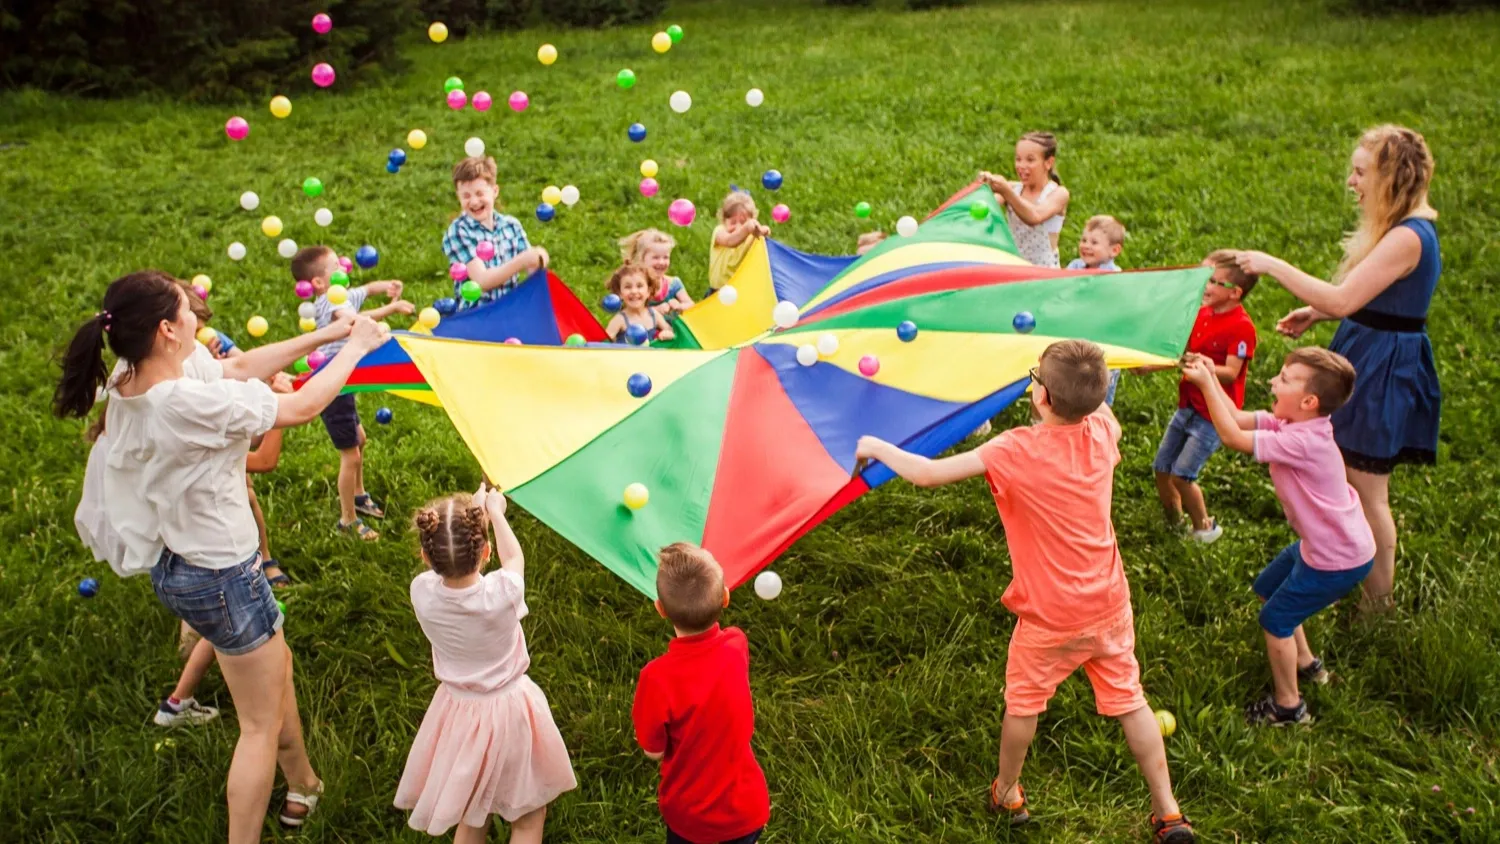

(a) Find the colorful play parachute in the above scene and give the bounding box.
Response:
[397,261,1211,598]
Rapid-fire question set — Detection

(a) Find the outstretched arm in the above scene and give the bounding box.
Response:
[982,175,1069,227]
[1237,227,1421,319]
[1181,356,1254,453]
[222,313,353,383]
[854,436,986,488]
[477,487,524,580]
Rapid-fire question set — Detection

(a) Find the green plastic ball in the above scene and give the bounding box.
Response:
[294,356,310,374]
[564,333,586,346]
[854,201,872,219]
[667,24,683,43]
[302,177,323,198]
[444,76,464,93]
[460,280,482,302]
[276,599,287,616]
[969,202,989,220]
[616,69,636,90]
[330,270,349,286]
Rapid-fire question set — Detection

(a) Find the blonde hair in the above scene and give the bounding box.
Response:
[719,191,758,222]
[1337,125,1436,281]
[1284,347,1357,416]
[655,543,725,633]
[1037,339,1108,421]
[618,228,677,265]
[1083,215,1126,246]
[413,493,488,578]
[1018,131,1062,185]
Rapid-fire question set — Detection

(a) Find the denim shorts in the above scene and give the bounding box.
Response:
[1104,369,1122,407]
[1254,542,1373,638]
[320,392,362,451]
[1152,407,1221,481]
[151,549,284,656]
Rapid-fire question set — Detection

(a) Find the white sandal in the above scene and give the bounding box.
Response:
[278,780,323,828]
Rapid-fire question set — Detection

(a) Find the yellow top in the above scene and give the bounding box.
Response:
[709,225,756,290]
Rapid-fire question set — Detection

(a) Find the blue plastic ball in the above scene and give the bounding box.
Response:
[762,169,783,191]
[1012,311,1036,334]
[355,245,379,269]
[388,148,408,166]
[628,122,647,142]
[627,373,653,398]
[434,297,458,316]
[78,577,100,598]
[625,323,649,345]
[376,407,393,425]
[897,320,919,342]
[386,161,401,174]
[602,293,623,313]
[536,202,556,222]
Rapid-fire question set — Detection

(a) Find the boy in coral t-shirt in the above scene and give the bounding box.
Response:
[856,340,1196,844]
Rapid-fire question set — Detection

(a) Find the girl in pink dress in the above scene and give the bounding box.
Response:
[395,486,576,843]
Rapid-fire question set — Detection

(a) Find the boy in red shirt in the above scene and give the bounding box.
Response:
[856,340,1196,843]
[632,543,771,844]
[1139,250,1259,544]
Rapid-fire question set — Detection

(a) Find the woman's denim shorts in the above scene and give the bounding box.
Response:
[151,549,284,656]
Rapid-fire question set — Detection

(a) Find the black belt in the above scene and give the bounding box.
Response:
[1346,308,1426,333]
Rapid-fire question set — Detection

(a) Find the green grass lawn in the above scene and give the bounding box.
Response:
[4,0,1500,840]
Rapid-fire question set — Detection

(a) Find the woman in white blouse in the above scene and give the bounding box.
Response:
[54,270,385,843]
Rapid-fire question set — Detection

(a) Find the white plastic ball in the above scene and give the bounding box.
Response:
[745,88,764,107]
[297,302,316,320]
[796,344,818,366]
[239,191,259,211]
[896,215,919,237]
[314,207,333,227]
[227,241,247,261]
[753,571,783,600]
[772,300,799,329]
[669,90,692,113]
[718,285,739,305]
[560,184,580,207]
[278,238,298,259]
[816,333,839,357]
[464,137,485,158]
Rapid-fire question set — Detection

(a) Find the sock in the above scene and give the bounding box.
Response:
[166,696,190,711]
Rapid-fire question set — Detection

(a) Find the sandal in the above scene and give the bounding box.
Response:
[278,780,323,828]
[354,493,385,519]
[337,518,380,541]
[1151,812,1197,843]
[988,778,1029,826]
[263,559,290,587]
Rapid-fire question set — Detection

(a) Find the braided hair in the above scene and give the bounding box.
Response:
[413,493,489,577]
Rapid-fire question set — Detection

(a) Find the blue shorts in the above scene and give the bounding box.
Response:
[1152,407,1221,481]
[320,392,362,451]
[151,550,284,656]
[1253,542,1373,638]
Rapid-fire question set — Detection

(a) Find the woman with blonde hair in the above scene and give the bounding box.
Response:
[1236,125,1441,611]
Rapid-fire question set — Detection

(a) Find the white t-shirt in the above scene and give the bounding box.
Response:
[103,365,278,572]
[1006,181,1065,268]
[410,568,531,694]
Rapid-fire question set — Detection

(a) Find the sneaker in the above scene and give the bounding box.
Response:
[1151,813,1197,843]
[1245,694,1310,727]
[970,420,993,439]
[1298,657,1330,686]
[1189,519,1223,544]
[154,698,220,728]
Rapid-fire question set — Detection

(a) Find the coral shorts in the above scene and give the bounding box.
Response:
[1005,605,1147,718]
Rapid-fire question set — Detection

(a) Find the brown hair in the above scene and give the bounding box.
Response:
[1037,339,1108,421]
[291,245,336,283]
[1338,125,1437,281]
[413,493,489,578]
[53,270,186,419]
[177,280,213,324]
[1083,215,1126,246]
[453,155,498,186]
[1204,249,1258,298]
[1019,131,1062,185]
[656,543,725,633]
[719,191,758,223]
[1284,347,1356,416]
[606,264,651,297]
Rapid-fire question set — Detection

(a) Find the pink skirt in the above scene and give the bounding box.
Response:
[395,676,577,832]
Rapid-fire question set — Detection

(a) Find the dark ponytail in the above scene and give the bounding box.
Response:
[53,270,186,419]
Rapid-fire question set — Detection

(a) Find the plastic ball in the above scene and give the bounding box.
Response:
[640,159,659,179]
[564,333,586,346]
[443,76,464,93]
[1155,710,1177,737]
[191,284,208,301]
[772,300,799,329]
[311,63,336,87]
[449,262,469,282]
[406,130,427,150]
[625,323,649,345]
[277,238,298,259]
[601,293,623,312]
[355,245,378,269]
[246,316,269,338]
[276,599,287,617]
[746,87,765,107]
[1012,311,1036,334]
[313,207,333,227]
[196,327,217,346]
[796,344,818,367]
[753,571,782,600]
[79,577,100,598]
[434,297,458,316]
[293,357,310,374]
[460,280,482,302]
[762,169,783,191]
[227,242,247,261]
[410,323,433,335]
[224,116,249,141]
[667,24,684,43]
[298,302,316,319]
[508,91,529,112]
[331,268,349,284]
[667,198,696,226]
[560,185,580,207]
[896,215,919,237]
[858,355,880,377]
[327,284,348,305]
[447,89,467,110]
[464,137,484,157]
[312,12,332,33]
[652,32,672,53]
[536,202,555,222]
[542,185,563,205]
[969,202,990,220]
[428,21,448,42]
[192,274,212,292]
[307,350,328,370]
[418,307,441,329]
[270,95,292,118]
[538,43,558,65]
[771,203,790,224]
[239,190,259,211]
[386,161,401,174]
[389,148,408,167]
[897,320,919,342]
[475,240,496,261]
[718,285,739,305]
[854,201,872,219]
[628,122,647,142]
[295,280,314,299]
[376,407,393,424]
[504,337,522,345]
[472,91,492,112]
[623,482,650,510]
[617,69,636,89]
[639,177,659,198]
[299,318,317,333]
[816,333,839,357]
[302,176,323,197]
[261,215,282,237]
[669,90,692,113]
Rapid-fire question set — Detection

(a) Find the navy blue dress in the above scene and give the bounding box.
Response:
[1327,218,1441,474]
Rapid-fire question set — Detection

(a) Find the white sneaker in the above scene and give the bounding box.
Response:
[154,698,219,728]
[970,420,993,438]
[1190,519,1224,544]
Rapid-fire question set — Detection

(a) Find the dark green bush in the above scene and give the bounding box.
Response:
[907,0,967,8]
[1335,0,1497,10]
[825,0,874,6]
[419,0,661,31]
[419,0,535,33]
[537,0,666,27]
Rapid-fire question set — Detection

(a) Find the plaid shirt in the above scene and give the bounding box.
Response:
[441,211,531,309]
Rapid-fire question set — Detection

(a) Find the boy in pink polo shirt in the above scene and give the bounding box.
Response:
[1183,346,1374,726]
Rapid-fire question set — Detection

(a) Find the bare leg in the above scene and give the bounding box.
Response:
[1117,706,1181,820]
[508,806,546,844]
[215,632,293,844]
[1154,471,1182,525]
[1292,626,1316,668]
[179,619,202,660]
[1172,476,1211,532]
[994,713,1038,805]
[354,426,369,499]
[337,447,361,526]
[248,481,270,560]
[1264,631,1301,709]
[170,636,217,700]
[1346,467,1395,610]
[454,821,489,844]
[274,648,321,823]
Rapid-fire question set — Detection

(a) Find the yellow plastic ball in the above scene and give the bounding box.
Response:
[269,95,292,118]
[409,323,433,335]
[196,327,217,346]
[623,482,650,510]
[246,316,269,338]
[407,129,428,150]
[261,216,283,237]
[652,32,671,53]
[428,22,448,43]
[192,274,212,293]
[1155,710,1177,737]
[418,307,441,329]
[541,185,562,205]
[327,284,348,305]
[537,43,558,65]
[640,159,658,179]
[299,317,317,333]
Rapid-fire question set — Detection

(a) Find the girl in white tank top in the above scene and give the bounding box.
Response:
[981,132,1071,268]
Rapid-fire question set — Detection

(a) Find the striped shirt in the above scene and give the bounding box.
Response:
[313,286,369,357]
[441,211,531,309]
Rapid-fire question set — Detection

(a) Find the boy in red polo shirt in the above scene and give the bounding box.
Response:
[1140,250,1258,544]
[632,543,770,844]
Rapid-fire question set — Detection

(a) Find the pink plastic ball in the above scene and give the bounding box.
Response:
[472,91,492,112]
[508,91,529,112]
[668,198,696,227]
[475,241,496,261]
[192,285,208,300]
[449,262,469,282]
[338,256,353,273]
[225,116,249,141]
[295,280,314,299]
[311,63,336,88]
[772,203,791,223]
[858,355,880,377]
[504,337,522,345]
[639,178,660,198]
[307,351,328,370]
[447,89,467,110]
[311,13,332,34]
